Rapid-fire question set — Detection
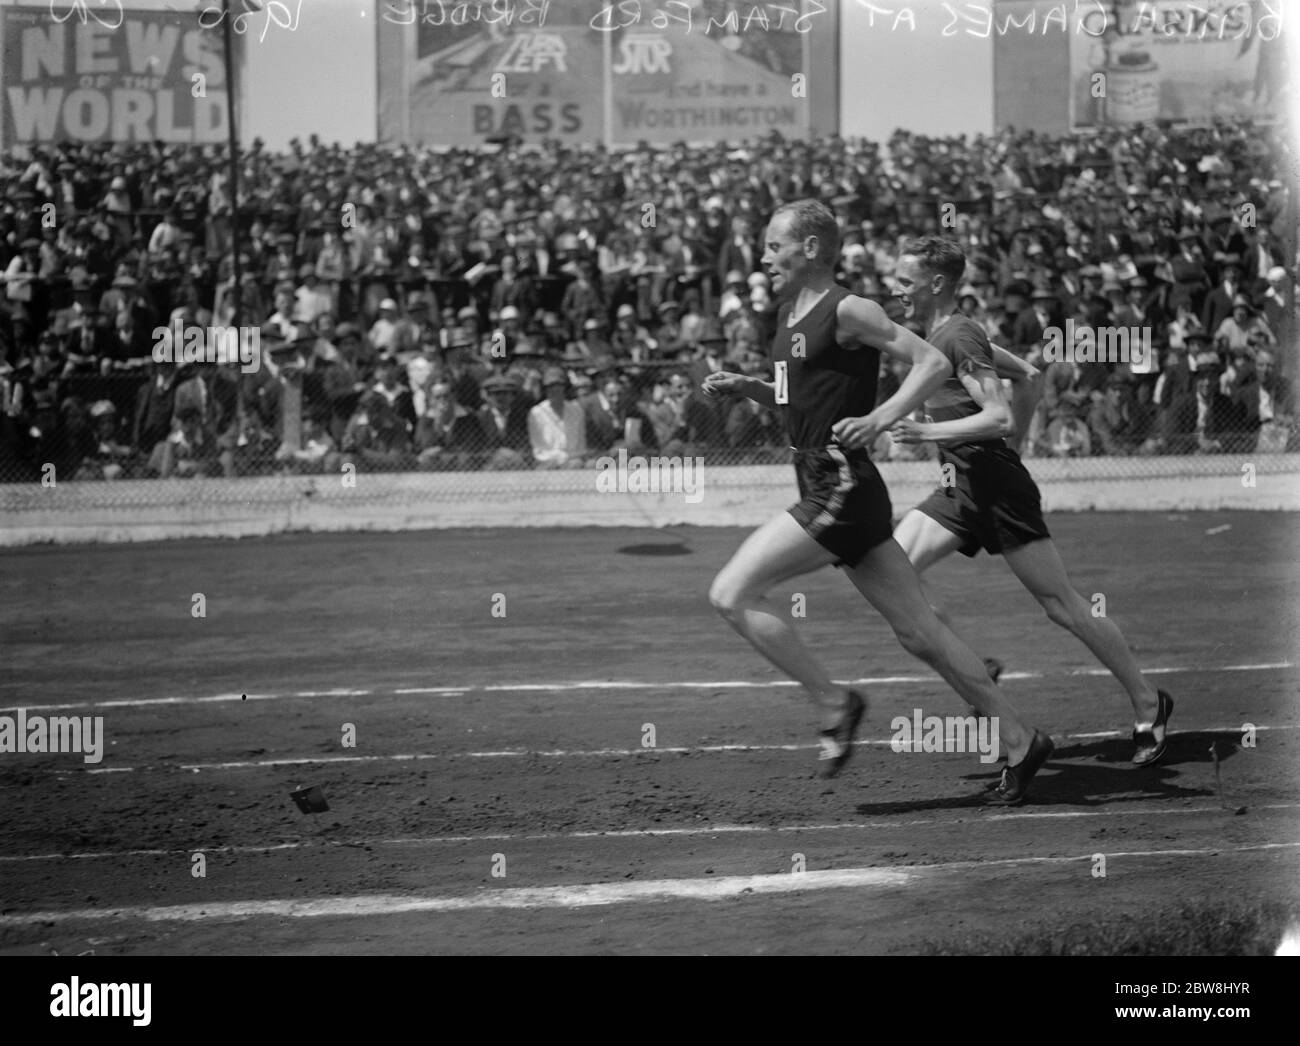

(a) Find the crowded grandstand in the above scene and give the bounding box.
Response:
[0,116,1294,483]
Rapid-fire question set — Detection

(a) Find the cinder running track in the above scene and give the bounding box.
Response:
[2,512,1296,954]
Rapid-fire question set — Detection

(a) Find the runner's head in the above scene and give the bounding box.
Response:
[764,200,839,298]
[896,236,967,324]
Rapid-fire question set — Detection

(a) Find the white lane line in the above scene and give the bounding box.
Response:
[40,723,1298,775]
[4,660,1292,714]
[4,803,1298,865]
[4,842,1299,926]
[0,868,916,924]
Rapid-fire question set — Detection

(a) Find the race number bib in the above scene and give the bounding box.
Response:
[774,360,789,405]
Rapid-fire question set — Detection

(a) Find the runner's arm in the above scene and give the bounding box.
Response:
[830,297,953,449]
[990,342,1042,452]
[701,371,776,407]
[894,369,1013,446]
[989,343,1039,383]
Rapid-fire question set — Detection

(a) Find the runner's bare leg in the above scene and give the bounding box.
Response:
[710,511,852,729]
[845,537,1035,764]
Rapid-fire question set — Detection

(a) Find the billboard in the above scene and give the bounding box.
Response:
[1,4,241,145]
[376,0,838,147]
[1069,0,1286,129]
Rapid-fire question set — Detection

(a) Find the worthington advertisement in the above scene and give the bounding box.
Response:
[376,0,838,147]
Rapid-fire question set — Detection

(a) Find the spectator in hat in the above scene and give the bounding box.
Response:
[340,389,413,472]
[719,270,748,320]
[379,295,423,361]
[148,209,183,256]
[1186,349,1239,453]
[1145,330,1201,454]
[560,256,603,334]
[102,176,133,241]
[666,368,726,453]
[1243,225,1281,291]
[610,302,656,360]
[152,403,219,478]
[132,354,180,458]
[3,238,41,319]
[262,234,297,287]
[504,338,546,403]
[369,298,400,353]
[1004,280,1042,355]
[1232,348,1295,453]
[1170,230,1210,316]
[75,399,133,479]
[318,321,366,442]
[1214,294,1274,354]
[414,380,479,470]
[294,265,332,326]
[599,376,657,453]
[408,293,440,346]
[1260,266,1293,350]
[475,373,531,469]
[569,369,595,403]
[488,252,536,319]
[29,329,70,384]
[314,228,348,314]
[370,353,417,433]
[1087,373,1139,456]
[955,285,982,320]
[276,412,337,474]
[454,302,480,333]
[576,316,612,361]
[1033,323,1098,458]
[441,326,489,411]
[109,303,151,364]
[651,298,686,357]
[1029,281,1061,333]
[528,366,586,469]
[1202,256,1244,336]
[404,354,436,420]
[676,289,706,346]
[1112,277,1150,329]
[581,365,624,453]
[61,299,114,364]
[265,284,300,342]
[716,213,758,289]
[527,309,564,355]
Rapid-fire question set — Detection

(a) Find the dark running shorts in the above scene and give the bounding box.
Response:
[788,446,894,569]
[915,443,1051,558]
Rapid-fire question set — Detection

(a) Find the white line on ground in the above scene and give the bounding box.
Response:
[3,661,1292,714]
[3,803,1297,864]
[40,723,1297,775]
[3,842,1298,926]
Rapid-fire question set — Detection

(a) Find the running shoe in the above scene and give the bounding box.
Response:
[1132,690,1174,767]
[818,689,867,778]
[985,730,1054,805]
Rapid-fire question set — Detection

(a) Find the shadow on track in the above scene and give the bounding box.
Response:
[854,731,1241,814]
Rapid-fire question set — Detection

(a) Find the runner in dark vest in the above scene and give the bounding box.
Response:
[889,236,1172,769]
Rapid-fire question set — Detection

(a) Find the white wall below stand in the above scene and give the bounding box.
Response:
[1,457,1296,547]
